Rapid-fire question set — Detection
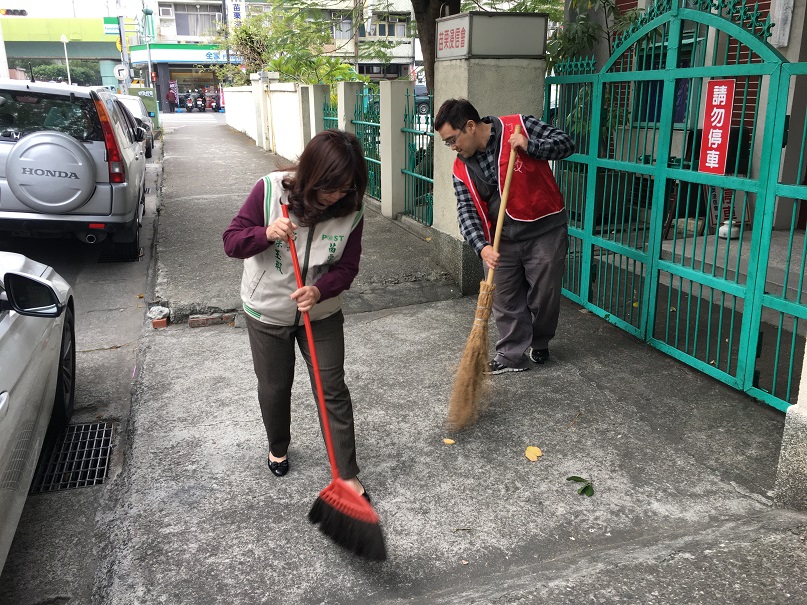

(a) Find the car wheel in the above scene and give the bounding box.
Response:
[417,102,430,115]
[50,306,75,431]
[145,139,153,159]
[114,220,140,260]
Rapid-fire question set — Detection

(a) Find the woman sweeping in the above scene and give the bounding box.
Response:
[223,129,369,501]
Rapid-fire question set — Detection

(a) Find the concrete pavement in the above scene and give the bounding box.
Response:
[94,113,807,603]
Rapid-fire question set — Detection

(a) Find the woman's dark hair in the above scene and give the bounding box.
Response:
[434,98,481,131]
[280,130,367,226]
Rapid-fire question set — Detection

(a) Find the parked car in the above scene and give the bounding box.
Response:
[116,93,154,159]
[0,79,148,258]
[0,251,75,572]
[414,84,431,115]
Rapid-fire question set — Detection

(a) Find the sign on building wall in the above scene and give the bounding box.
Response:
[435,12,548,61]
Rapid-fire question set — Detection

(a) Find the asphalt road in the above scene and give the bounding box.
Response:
[0,145,162,603]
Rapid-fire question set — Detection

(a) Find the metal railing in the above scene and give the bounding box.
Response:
[402,89,434,226]
[323,96,337,130]
[353,87,381,199]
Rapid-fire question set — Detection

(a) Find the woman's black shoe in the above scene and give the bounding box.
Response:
[267,457,289,477]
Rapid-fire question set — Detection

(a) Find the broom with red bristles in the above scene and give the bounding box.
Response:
[281,204,387,561]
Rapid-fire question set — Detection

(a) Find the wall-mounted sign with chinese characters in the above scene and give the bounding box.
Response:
[435,12,548,61]
[698,79,736,175]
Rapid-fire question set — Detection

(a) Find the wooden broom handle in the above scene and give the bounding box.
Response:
[486,124,522,285]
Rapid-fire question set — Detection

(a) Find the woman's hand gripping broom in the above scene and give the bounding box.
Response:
[281,205,387,561]
[447,125,522,431]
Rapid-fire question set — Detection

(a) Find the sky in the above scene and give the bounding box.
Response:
[21,0,148,20]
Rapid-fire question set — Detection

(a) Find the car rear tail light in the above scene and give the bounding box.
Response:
[92,97,125,184]
[88,223,106,229]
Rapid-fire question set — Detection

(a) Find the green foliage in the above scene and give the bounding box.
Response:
[546,0,642,69]
[10,60,101,86]
[546,18,599,74]
[211,0,397,87]
[566,476,595,497]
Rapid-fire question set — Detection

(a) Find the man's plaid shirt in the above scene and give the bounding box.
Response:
[453,115,575,255]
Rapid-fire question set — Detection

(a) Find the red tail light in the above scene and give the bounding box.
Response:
[93,97,125,184]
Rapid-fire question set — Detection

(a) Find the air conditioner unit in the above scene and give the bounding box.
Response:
[159,6,173,17]
[388,17,400,22]
[331,11,341,19]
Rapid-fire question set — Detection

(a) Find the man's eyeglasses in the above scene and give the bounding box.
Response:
[443,124,467,147]
[317,185,356,195]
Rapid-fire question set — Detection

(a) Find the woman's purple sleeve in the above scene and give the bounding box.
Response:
[222,180,271,259]
[314,217,364,301]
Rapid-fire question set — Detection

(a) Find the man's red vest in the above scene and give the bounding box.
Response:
[453,114,564,243]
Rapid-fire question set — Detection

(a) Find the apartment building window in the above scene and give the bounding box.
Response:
[174,2,223,37]
[358,64,402,77]
[361,15,409,38]
[330,12,353,40]
[158,3,173,17]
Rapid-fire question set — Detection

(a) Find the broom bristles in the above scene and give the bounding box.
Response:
[308,478,387,561]
[447,281,495,431]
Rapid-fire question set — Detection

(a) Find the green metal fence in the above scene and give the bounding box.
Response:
[323,96,337,130]
[547,0,807,412]
[402,89,434,226]
[353,88,381,199]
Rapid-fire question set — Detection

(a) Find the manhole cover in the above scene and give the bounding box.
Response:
[30,423,114,493]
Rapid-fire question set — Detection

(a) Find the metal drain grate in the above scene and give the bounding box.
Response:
[30,423,114,493]
[97,246,143,263]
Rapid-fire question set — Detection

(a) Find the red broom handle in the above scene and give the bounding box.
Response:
[486,124,522,285]
[281,204,340,482]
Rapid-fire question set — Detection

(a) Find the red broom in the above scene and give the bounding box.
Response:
[281,205,387,561]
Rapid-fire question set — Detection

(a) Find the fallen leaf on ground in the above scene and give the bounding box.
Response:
[443,438,455,445]
[525,446,543,461]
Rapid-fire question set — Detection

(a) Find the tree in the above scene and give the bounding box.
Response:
[411,0,564,93]
[10,59,101,86]
[212,0,398,86]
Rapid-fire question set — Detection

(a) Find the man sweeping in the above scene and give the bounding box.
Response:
[435,99,575,375]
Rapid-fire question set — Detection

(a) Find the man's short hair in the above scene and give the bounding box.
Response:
[434,98,481,131]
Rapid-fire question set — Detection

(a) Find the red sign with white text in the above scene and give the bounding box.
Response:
[698,79,736,174]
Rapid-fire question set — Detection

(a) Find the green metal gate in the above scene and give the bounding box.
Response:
[402,88,434,226]
[353,87,381,199]
[547,0,807,412]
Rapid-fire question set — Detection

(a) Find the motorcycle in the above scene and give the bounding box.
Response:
[195,95,206,112]
[184,96,194,112]
[209,97,218,112]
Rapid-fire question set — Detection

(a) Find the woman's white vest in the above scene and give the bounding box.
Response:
[241,172,363,326]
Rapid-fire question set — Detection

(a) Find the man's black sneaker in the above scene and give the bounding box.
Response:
[529,348,550,364]
[486,359,530,375]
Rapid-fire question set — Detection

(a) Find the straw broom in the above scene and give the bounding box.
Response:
[447,125,522,431]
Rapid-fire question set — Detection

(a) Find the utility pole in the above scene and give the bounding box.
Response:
[117,15,131,93]
[60,34,72,84]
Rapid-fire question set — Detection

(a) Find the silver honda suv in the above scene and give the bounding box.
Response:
[0,79,147,258]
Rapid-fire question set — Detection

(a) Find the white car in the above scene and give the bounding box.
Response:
[0,251,75,572]
[116,93,154,159]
